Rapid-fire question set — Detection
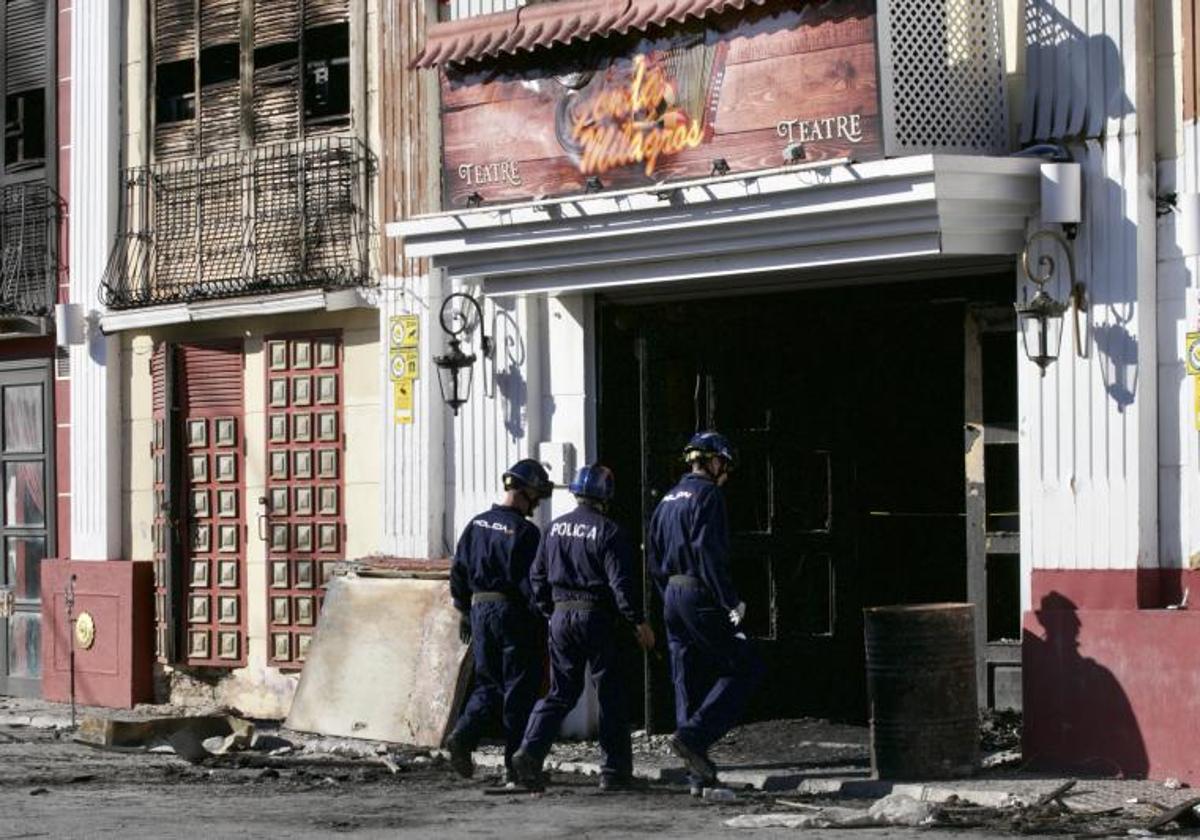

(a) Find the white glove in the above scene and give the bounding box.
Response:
[729,601,746,627]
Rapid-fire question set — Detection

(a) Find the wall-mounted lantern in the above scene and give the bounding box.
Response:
[1017,229,1087,373]
[433,292,494,415]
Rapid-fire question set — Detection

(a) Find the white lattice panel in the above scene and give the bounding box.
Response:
[878,0,1009,156]
[440,0,525,21]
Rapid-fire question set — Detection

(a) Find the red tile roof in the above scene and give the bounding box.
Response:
[415,0,771,68]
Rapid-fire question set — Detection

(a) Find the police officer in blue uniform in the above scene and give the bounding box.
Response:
[445,458,554,782]
[511,464,656,792]
[648,432,764,791]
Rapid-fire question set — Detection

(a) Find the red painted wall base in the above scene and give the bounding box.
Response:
[40,560,155,708]
[1024,569,1200,783]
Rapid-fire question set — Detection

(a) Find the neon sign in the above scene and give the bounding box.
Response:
[570,55,704,177]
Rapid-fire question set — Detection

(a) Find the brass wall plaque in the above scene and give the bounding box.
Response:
[75,612,96,650]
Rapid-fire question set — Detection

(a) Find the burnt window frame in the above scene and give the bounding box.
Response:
[302,22,350,127]
[199,43,240,88]
[5,88,45,172]
[1,0,54,180]
[253,41,299,72]
[155,58,197,126]
[151,3,358,156]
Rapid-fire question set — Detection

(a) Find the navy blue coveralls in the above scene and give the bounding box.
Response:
[448,504,543,772]
[519,503,641,780]
[648,472,764,760]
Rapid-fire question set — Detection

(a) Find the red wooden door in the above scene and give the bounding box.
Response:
[262,334,344,667]
[153,342,247,666]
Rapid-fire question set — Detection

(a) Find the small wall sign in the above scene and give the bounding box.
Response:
[1186,331,1200,375]
[389,315,420,425]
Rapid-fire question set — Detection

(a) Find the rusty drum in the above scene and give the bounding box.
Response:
[863,603,978,780]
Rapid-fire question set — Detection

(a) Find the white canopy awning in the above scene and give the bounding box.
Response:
[388,155,1042,297]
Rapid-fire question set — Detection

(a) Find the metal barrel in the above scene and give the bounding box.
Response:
[863,603,978,780]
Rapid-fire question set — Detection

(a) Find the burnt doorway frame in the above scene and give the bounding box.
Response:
[964,306,1022,710]
[598,274,1018,728]
[0,357,56,698]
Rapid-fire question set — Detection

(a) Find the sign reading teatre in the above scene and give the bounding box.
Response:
[439,0,881,208]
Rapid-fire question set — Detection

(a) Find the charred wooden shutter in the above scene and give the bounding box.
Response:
[154,0,197,160]
[5,0,45,95]
[253,0,301,144]
[255,0,300,46]
[304,0,349,29]
[154,0,194,63]
[199,0,242,157]
[4,0,49,172]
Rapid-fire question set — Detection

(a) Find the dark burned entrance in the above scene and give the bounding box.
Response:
[598,275,1019,729]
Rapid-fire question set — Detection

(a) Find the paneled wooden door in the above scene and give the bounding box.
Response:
[0,360,54,697]
[153,342,248,666]
[261,334,345,667]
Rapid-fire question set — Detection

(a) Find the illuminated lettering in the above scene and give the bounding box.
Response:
[571,55,704,178]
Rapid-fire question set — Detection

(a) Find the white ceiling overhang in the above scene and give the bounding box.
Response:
[387,155,1042,297]
[98,287,377,333]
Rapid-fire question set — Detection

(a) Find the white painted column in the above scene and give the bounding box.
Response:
[541,294,595,521]
[69,0,122,560]
[380,273,447,558]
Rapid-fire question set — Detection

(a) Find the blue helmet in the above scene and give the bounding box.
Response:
[502,458,554,499]
[569,463,615,502]
[683,431,737,466]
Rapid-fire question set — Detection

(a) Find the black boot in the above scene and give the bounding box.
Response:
[668,734,716,786]
[599,774,646,793]
[511,749,546,791]
[445,732,474,779]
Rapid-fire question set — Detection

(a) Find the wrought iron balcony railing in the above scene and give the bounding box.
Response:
[101,136,376,310]
[0,182,63,319]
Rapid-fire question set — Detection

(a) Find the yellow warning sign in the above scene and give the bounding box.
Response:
[394,380,414,425]
[390,349,419,382]
[1188,331,1200,376]
[390,315,419,349]
[1194,377,1200,432]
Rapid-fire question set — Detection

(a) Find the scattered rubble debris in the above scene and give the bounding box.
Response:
[76,714,251,750]
[1146,796,1200,832]
[1163,777,1187,790]
[728,780,1200,835]
[979,708,1021,753]
[866,793,940,826]
[702,787,737,802]
[728,794,937,829]
[980,748,1022,769]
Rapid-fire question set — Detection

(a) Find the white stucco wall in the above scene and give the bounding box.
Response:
[1016,1,1160,593]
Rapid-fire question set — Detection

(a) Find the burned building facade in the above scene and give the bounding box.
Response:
[0,0,66,700]
[40,0,383,714]
[25,0,1200,789]
[387,0,1200,784]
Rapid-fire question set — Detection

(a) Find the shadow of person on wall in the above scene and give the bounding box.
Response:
[1023,592,1148,778]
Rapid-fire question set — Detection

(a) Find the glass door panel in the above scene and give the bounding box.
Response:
[0,364,53,698]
